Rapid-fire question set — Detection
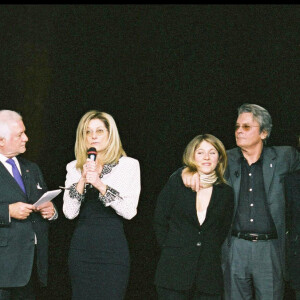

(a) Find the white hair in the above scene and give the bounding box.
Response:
[0,110,23,139]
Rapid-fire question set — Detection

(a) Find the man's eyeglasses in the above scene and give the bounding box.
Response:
[235,124,260,132]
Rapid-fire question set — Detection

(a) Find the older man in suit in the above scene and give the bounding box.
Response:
[182,104,300,299]
[0,110,57,300]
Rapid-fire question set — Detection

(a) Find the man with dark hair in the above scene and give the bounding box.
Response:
[0,110,57,300]
[182,104,300,299]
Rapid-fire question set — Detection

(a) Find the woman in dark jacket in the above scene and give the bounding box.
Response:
[154,134,234,300]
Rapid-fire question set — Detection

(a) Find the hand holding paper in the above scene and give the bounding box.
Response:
[34,189,61,219]
[33,189,62,207]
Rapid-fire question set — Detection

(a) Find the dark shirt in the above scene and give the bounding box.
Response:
[233,149,277,234]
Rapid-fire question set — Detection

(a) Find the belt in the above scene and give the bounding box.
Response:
[232,231,278,241]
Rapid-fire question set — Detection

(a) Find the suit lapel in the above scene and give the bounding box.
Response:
[262,147,276,201]
[184,187,199,225]
[198,185,223,229]
[201,185,217,228]
[191,185,219,228]
[0,161,27,199]
[229,154,242,209]
[19,159,32,200]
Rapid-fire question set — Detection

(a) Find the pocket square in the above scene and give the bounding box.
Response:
[37,183,42,189]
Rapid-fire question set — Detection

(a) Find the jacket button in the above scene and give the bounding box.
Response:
[197,242,202,247]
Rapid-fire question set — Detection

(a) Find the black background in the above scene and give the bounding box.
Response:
[0,5,299,299]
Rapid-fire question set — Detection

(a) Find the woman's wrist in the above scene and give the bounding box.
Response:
[96,181,107,195]
[76,177,86,194]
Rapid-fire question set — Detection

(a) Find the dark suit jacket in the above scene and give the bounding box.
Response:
[284,169,300,290]
[222,146,300,278]
[0,156,50,288]
[154,171,234,294]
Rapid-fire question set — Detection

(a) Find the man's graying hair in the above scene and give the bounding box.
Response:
[0,110,23,139]
[238,104,273,140]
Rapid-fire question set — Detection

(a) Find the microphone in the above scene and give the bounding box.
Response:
[234,171,239,178]
[86,147,97,189]
[87,147,97,161]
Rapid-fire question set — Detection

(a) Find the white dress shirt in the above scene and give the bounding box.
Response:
[0,153,57,236]
[0,153,22,176]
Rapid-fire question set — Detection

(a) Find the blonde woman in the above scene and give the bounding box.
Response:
[154,134,234,300]
[63,110,141,300]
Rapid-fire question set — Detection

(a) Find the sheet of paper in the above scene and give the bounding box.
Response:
[33,189,62,207]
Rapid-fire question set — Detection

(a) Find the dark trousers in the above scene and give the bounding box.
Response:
[0,249,41,300]
[157,286,221,300]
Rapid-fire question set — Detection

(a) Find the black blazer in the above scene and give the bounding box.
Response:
[154,171,234,294]
[284,169,300,290]
[0,156,50,288]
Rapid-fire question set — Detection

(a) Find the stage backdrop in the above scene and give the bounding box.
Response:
[0,5,299,299]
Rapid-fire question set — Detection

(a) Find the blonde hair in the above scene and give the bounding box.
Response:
[183,134,227,184]
[75,110,126,170]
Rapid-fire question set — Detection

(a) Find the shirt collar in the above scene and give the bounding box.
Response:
[0,153,20,169]
[238,147,265,164]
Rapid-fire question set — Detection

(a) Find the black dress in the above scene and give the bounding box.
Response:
[68,187,130,300]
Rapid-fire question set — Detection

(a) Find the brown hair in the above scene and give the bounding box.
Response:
[183,134,227,184]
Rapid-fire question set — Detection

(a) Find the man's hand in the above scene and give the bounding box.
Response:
[9,202,35,220]
[36,201,56,219]
[182,167,201,192]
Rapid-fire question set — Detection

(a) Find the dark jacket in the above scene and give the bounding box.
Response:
[284,169,300,290]
[222,146,300,278]
[154,171,234,294]
[0,157,50,288]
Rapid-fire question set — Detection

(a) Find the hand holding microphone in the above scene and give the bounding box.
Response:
[85,147,97,189]
[83,148,106,194]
